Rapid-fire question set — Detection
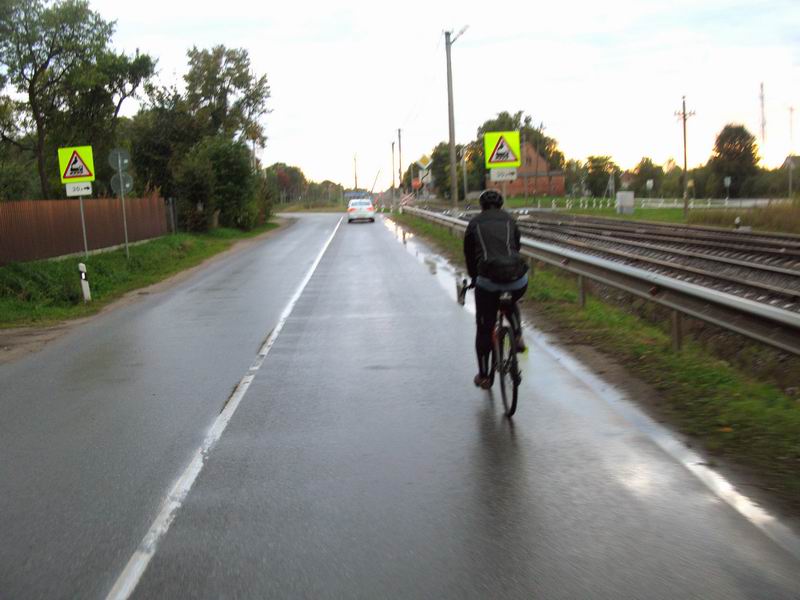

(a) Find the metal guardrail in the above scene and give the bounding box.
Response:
[402,206,800,356]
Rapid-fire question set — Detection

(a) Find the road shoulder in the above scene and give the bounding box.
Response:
[0,217,294,366]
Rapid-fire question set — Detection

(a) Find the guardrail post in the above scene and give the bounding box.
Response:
[577,275,587,308]
[671,310,683,352]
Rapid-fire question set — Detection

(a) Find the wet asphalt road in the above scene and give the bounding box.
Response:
[2,214,800,598]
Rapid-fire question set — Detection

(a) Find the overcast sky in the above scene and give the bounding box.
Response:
[93,0,799,191]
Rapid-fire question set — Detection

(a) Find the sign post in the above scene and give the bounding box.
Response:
[109,149,133,259]
[58,146,95,258]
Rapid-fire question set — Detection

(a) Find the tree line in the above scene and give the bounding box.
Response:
[406,110,794,201]
[0,0,289,230]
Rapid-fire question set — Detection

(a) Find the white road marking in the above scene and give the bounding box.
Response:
[105,217,343,600]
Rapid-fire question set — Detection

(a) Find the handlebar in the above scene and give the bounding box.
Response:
[456,278,475,306]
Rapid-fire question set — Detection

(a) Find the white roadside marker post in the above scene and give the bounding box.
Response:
[78,263,92,302]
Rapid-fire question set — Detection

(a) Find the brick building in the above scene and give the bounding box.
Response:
[485,142,565,196]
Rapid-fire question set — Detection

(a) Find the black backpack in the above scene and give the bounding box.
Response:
[475,220,529,283]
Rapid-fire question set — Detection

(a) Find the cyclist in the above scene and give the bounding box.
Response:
[463,190,529,389]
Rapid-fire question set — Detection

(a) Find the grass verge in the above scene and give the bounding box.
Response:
[0,222,279,328]
[687,204,800,234]
[393,211,800,507]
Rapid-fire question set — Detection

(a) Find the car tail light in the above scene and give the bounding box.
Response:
[367,206,374,211]
[348,207,356,212]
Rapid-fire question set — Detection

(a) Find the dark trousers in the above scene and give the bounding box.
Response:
[474,284,527,376]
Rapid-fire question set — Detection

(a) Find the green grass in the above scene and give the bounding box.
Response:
[393,211,800,505]
[564,207,689,223]
[688,204,800,234]
[0,222,278,327]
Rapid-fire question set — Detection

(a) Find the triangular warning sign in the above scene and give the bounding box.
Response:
[488,136,518,164]
[62,150,93,180]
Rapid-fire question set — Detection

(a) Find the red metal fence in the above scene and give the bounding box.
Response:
[0,192,168,265]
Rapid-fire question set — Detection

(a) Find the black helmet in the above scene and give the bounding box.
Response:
[479,189,504,210]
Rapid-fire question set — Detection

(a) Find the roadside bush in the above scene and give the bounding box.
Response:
[176,137,258,231]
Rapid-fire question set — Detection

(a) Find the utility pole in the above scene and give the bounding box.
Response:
[522,131,527,202]
[462,150,468,202]
[790,107,795,199]
[398,128,403,194]
[445,26,468,209]
[760,82,766,145]
[391,141,396,202]
[675,96,695,217]
[354,154,358,191]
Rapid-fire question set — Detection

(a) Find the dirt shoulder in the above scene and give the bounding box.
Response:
[0,217,293,366]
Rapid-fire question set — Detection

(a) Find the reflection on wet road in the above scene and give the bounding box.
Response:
[130,215,799,599]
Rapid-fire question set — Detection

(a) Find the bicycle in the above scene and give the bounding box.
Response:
[457,279,522,417]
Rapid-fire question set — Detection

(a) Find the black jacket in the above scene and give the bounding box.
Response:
[463,208,525,281]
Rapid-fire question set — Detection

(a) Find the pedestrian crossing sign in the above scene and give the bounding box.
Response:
[484,131,521,168]
[58,146,95,184]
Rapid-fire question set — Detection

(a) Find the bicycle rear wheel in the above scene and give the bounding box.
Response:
[497,325,519,417]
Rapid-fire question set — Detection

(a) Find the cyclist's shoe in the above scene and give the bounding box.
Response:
[515,334,527,353]
[473,374,492,389]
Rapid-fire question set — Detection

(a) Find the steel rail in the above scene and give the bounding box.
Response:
[518,217,800,258]
[516,226,800,300]
[402,207,800,355]
[517,222,800,277]
[514,212,800,247]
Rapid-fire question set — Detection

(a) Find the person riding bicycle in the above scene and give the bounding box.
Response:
[463,190,528,389]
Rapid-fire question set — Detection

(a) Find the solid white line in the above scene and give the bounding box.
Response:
[105,217,343,600]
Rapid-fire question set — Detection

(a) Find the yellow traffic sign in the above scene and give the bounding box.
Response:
[58,146,95,184]
[484,131,521,169]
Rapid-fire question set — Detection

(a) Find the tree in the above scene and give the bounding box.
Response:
[631,157,664,197]
[184,45,270,146]
[585,156,621,197]
[465,140,484,192]
[564,159,587,196]
[0,0,114,197]
[130,85,205,199]
[430,142,452,199]
[263,162,307,203]
[53,49,155,195]
[176,136,258,230]
[661,159,683,198]
[708,124,759,198]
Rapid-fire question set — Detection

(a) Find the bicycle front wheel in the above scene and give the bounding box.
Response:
[497,326,519,417]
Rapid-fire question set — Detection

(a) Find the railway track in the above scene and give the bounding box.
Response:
[405,206,800,354]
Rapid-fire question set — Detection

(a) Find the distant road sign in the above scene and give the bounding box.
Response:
[490,168,517,182]
[416,155,432,170]
[66,182,92,197]
[484,131,521,169]
[58,146,95,184]
[111,173,134,195]
[108,148,131,172]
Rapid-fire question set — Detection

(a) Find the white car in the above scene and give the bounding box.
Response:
[347,199,376,223]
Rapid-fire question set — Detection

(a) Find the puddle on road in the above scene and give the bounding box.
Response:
[383,217,475,313]
[382,216,530,329]
[383,213,800,561]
